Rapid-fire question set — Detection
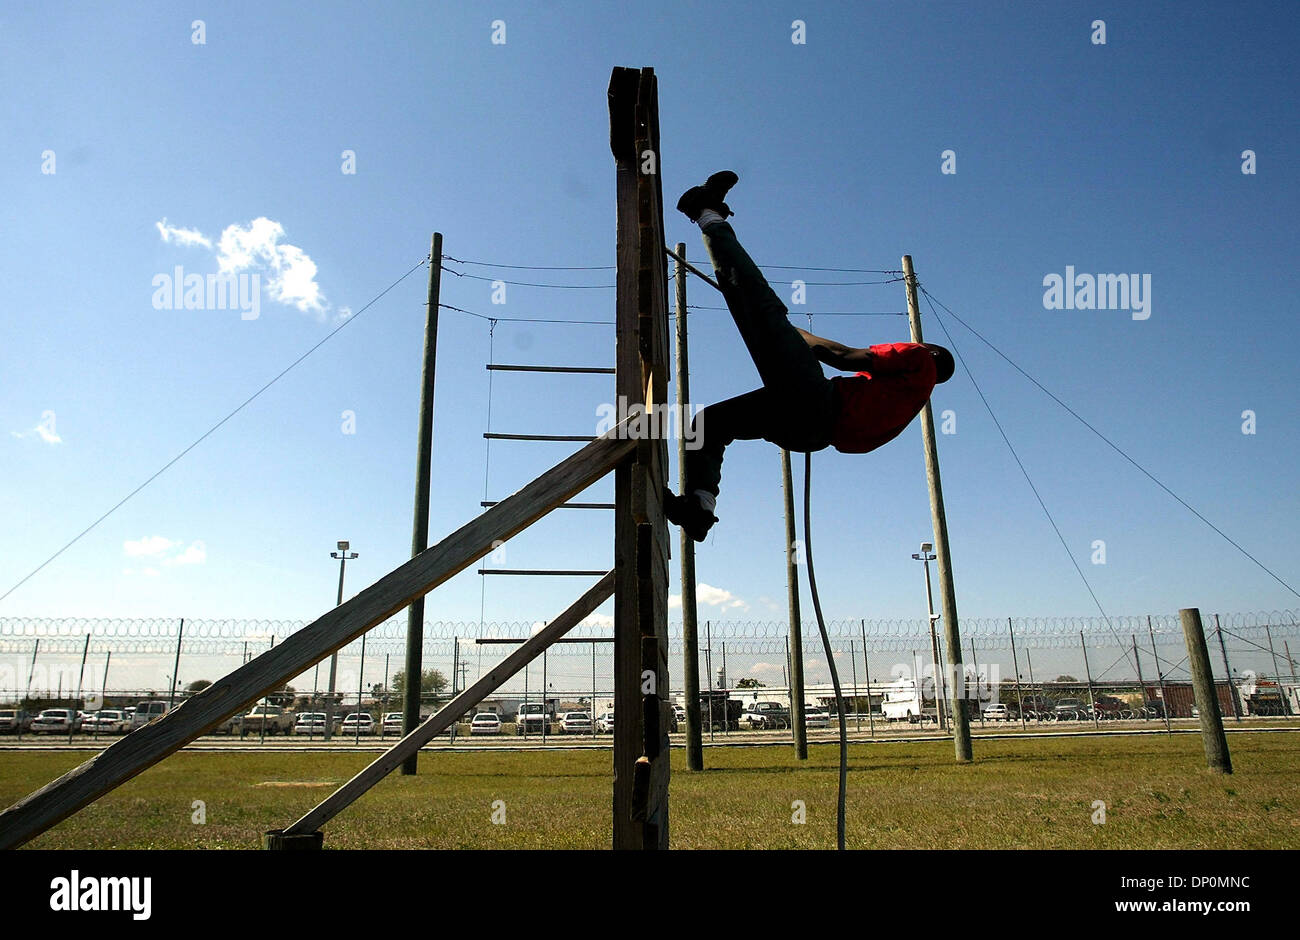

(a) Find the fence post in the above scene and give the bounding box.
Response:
[1179,608,1232,773]
[861,620,875,736]
[1263,624,1290,716]
[1025,647,1037,722]
[355,633,366,745]
[721,641,728,737]
[1148,616,1172,735]
[705,620,714,742]
[1008,618,1026,730]
[1213,615,1241,721]
[168,618,185,708]
[850,640,860,733]
[95,652,112,742]
[72,634,90,743]
[21,640,39,742]
[1080,632,1099,728]
[969,637,983,727]
[1132,635,1149,722]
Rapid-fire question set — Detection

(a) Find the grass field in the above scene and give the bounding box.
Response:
[3,731,1297,849]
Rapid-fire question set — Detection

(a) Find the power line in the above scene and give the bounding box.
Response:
[686,303,906,317]
[0,257,430,606]
[439,303,612,326]
[918,290,1131,667]
[919,285,1298,601]
[443,253,901,276]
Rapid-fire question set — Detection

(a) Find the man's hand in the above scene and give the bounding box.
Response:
[795,327,876,372]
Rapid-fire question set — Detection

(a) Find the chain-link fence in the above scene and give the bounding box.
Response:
[1,610,1296,745]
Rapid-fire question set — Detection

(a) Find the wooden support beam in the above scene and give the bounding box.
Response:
[610,65,671,850]
[481,501,614,510]
[0,429,635,850]
[280,571,616,838]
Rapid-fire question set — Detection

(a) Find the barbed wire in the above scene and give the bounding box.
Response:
[1,611,1294,656]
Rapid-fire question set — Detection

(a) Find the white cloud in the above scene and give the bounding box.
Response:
[155,215,328,316]
[124,536,179,558]
[748,662,785,677]
[11,411,62,444]
[163,541,207,567]
[123,537,206,569]
[156,218,213,249]
[216,218,325,315]
[668,594,682,609]
[696,583,748,612]
[10,426,63,444]
[581,612,615,627]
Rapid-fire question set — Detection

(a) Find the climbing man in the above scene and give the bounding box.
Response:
[663,171,956,542]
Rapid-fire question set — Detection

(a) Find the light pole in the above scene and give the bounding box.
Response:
[325,540,358,742]
[912,542,946,731]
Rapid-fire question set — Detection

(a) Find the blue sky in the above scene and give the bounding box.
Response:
[2,0,1297,662]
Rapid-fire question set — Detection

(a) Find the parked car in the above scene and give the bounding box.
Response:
[293,712,333,735]
[1093,695,1126,718]
[672,703,686,724]
[32,708,82,734]
[241,704,295,736]
[213,712,243,735]
[470,712,501,735]
[382,712,404,736]
[1053,698,1086,720]
[752,701,791,729]
[596,711,615,734]
[515,702,551,735]
[804,706,830,728]
[982,703,1014,721]
[340,712,375,735]
[0,709,32,733]
[560,712,592,734]
[738,709,768,730]
[131,700,171,729]
[86,709,130,734]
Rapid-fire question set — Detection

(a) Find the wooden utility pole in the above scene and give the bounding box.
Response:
[782,450,808,759]
[1179,607,1232,773]
[901,255,972,762]
[402,232,442,774]
[674,240,704,772]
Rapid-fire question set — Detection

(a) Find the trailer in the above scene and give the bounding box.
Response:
[881,678,938,723]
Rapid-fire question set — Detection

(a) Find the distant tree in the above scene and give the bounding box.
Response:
[391,669,448,701]
[266,685,295,707]
[736,677,766,688]
[186,679,213,692]
[1053,675,1079,683]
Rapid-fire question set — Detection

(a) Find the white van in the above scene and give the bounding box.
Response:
[131,700,170,729]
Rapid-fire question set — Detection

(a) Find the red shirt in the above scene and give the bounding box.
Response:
[829,343,937,454]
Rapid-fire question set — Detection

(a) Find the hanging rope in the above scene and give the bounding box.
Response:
[803,451,847,850]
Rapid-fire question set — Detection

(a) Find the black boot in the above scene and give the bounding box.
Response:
[663,488,718,542]
[676,170,739,222]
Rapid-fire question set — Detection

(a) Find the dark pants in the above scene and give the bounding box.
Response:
[685,221,836,500]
